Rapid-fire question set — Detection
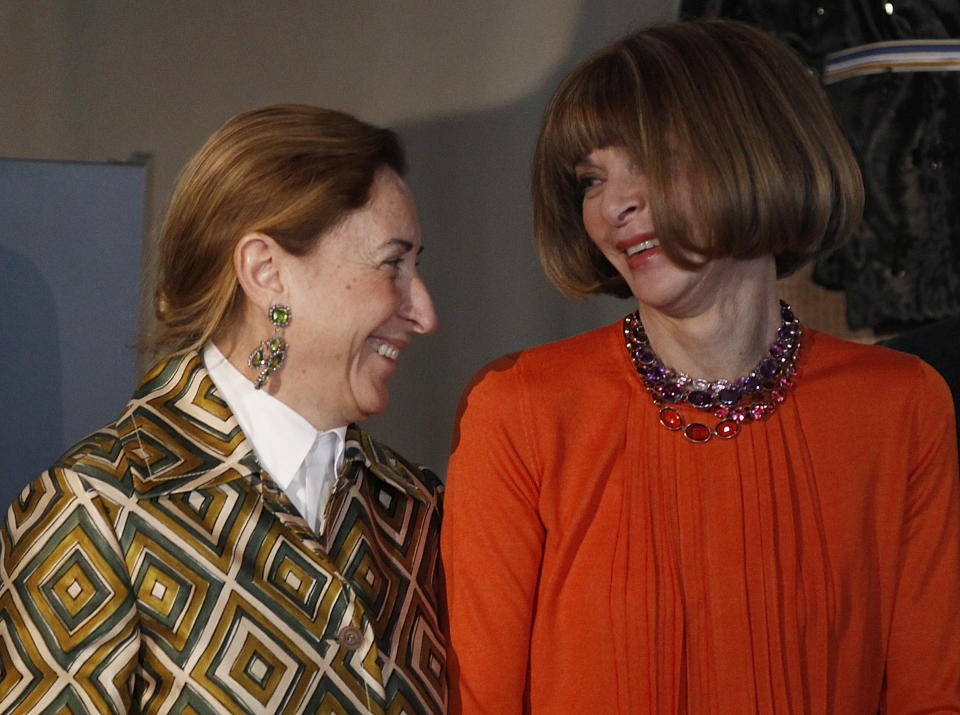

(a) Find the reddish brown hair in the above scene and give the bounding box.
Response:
[154,104,405,351]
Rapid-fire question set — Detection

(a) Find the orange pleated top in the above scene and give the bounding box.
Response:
[442,324,960,713]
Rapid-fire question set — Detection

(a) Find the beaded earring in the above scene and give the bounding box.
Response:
[248,304,291,389]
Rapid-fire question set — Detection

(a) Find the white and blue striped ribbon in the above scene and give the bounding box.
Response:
[824,39,960,84]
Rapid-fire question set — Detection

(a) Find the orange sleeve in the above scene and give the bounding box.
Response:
[442,356,545,715]
[883,362,960,711]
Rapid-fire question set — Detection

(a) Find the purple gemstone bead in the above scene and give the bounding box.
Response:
[741,376,762,393]
[646,365,666,381]
[781,305,795,322]
[777,325,797,340]
[635,347,656,364]
[717,387,741,406]
[759,358,777,377]
[688,390,713,408]
[660,382,682,402]
[770,343,786,357]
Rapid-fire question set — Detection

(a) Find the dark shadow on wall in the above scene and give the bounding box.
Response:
[0,244,63,493]
[365,0,679,476]
[0,157,146,505]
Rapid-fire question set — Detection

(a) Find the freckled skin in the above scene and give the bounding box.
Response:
[266,169,437,430]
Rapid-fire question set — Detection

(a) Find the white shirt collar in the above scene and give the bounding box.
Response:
[202,342,346,490]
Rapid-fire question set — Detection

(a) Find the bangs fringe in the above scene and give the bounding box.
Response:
[546,52,648,175]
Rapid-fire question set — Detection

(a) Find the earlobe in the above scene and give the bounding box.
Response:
[234,232,286,309]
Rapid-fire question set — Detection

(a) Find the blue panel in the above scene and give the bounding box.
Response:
[0,157,147,499]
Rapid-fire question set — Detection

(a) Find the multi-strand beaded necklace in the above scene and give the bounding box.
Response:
[623,300,802,443]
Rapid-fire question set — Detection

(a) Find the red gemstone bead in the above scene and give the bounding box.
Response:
[716,419,739,438]
[659,407,683,430]
[684,422,712,443]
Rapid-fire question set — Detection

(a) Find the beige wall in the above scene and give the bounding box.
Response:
[2,1,871,475]
[0,0,584,341]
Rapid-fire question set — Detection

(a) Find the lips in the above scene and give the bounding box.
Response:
[616,233,660,257]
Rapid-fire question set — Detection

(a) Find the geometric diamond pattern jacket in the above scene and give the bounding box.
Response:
[0,350,446,714]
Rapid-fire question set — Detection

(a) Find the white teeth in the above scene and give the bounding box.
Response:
[375,343,399,360]
[626,238,660,256]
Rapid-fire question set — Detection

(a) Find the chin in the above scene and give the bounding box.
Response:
[357,390,391,421]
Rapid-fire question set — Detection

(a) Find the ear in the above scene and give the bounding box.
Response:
[233,232,286,310]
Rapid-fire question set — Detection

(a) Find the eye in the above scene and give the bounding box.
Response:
[576,173,601,197]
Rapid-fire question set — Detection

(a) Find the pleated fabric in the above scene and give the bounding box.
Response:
[443,322,960,714]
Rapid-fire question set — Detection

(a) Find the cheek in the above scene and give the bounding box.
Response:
[581,200,605,247]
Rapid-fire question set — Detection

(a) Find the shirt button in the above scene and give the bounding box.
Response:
[337,626,364,650]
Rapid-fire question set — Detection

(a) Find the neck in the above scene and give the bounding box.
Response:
[214,316,347,432]
[636,257,780,381]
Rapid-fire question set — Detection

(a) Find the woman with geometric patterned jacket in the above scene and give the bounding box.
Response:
[0,105,445,714]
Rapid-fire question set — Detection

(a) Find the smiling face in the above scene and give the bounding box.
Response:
[278,168,436,428]
[577,145,747,316]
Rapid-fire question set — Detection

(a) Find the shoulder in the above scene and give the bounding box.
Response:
[881,317,960,403]
[346,426,443,504]
[3,455,127,572]
[802,329,952,416]
[806,329,944,380]
[460,321,625,407]
[54,350,257,499]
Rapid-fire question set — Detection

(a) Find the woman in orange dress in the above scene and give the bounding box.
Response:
[441,19,960,713]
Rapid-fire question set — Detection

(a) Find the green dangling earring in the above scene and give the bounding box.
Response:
[248,304,291,389]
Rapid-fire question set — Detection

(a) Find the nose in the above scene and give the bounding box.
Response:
[404,274,438,335]
[603,171,648,226]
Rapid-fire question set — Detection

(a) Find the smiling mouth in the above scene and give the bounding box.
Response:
[373,342,400,360]
[625,238,660,256]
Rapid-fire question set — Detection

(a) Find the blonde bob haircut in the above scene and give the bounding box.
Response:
[532,19,864,299]
[153,104,405,353]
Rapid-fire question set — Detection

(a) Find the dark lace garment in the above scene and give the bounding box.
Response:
[681,0,960,330]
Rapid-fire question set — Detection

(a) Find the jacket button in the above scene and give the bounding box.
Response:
[337,626,364,650]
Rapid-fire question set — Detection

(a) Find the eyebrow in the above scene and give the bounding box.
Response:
[386,238,423,253]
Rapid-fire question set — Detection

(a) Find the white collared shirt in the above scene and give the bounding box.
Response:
[202,342,346,533]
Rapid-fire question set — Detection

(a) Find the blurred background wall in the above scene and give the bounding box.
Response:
[0,0,867,483]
